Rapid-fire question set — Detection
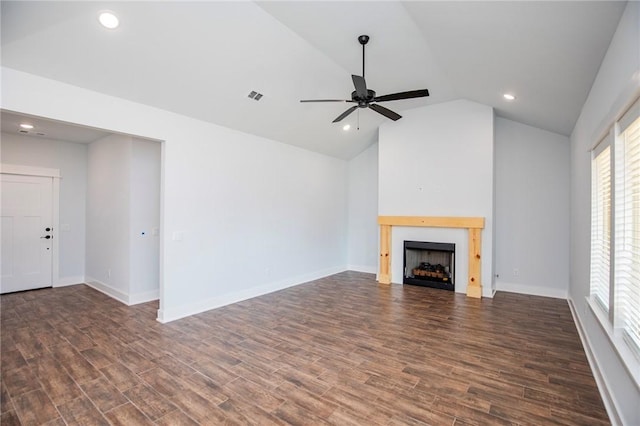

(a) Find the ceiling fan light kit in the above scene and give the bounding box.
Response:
[301,35,430,124]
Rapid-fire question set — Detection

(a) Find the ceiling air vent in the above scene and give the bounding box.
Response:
[247,91,263,101]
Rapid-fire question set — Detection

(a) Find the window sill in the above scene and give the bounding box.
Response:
[586,296,640,390]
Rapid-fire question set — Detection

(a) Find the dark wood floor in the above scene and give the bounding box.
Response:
[1,271,608,425]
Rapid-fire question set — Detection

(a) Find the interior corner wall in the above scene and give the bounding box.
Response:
[129,137,161,304]
[569,1,640,424]
[2,67,349,323]
[347,142,379,273]
[494,117,570,299]
[0,132,87,285]
[378,99,494,296]
[86,133,132,302]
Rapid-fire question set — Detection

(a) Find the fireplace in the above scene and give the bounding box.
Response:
[403,241,455,291]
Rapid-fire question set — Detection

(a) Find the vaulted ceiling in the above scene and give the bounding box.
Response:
[1,1,627,159]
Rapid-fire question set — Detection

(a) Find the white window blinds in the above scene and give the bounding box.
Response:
[615,107,640,354]
[591,138,612,311]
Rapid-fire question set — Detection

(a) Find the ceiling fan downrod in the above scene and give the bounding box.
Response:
[359,35,369,78]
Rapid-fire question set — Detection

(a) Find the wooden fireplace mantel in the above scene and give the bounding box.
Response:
[378,216,485,298]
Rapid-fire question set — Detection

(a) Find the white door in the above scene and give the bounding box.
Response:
[1,174,54,293]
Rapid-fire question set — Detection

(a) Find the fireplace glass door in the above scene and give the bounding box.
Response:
[403,241,455,291]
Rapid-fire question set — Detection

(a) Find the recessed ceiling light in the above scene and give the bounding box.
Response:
[98,11,119,29]
[19,123,34,129]
[343,124,351,131]
[503,93,516,101]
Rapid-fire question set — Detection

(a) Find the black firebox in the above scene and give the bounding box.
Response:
[403,241,455,291]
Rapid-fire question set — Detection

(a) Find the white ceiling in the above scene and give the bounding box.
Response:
[0,1,627,159]
[1,110,112,143]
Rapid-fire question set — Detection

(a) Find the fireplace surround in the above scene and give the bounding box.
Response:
[377,216,485,298]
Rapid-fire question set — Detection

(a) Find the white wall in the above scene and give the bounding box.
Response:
[378,100,494,296]
[86,134,161,304]
[569,2,640,424]
[494,117,570,298]
[130,138,161,303]
[86,134,131,300]
[347,142,378,273]
[0,132,87,285]
[1,67,349,322]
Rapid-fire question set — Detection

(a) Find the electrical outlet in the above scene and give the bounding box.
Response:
[513,268,519,277]
[107,269,111,278]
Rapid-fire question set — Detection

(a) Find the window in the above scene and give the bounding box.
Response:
[590,97,640,359]
[591,140,611,311]
[615,112,640,353]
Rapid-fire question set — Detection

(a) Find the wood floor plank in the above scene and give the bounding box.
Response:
[48,343,101,384]
[1,382,14,414]
[28,354,83,405]
[123,384,177,421]
[104,402,154,426]
[1,410,22,426]
[12,389,60,425]
[56,395,110,426]
[0,272,610,425]
[100,362,142,392]
[3,366,42,397]
[154,409,199,426]
[80,376,128,413]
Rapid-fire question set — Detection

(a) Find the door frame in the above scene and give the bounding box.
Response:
[1,163,61,287]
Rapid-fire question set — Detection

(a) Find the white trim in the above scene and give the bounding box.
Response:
[483,287,495,298]
[495,281,568,299]
[84,277,158,306]
[85,277,129,305]
[55,276,85,287]
[347,264,377,274]
[52,177,60,291]
[586,296,640,389]
[129,289,159,305]
[157,266,347,323]
[0,163,61,178]
[569,297,622,426]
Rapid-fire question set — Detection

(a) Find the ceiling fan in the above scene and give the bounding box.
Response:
[300,35,430,123]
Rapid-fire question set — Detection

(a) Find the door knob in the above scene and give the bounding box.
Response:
[45,227,51,232]
[40,235,51,239]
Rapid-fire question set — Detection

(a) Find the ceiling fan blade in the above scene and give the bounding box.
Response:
[332,106,358,123]
[373,89,430,103]
[369,104,402,121]
[300,99,353,103]
[352,75,368,98]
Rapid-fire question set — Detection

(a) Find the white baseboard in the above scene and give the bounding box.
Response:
[568,297,621,426]
[85,277,159,306]
[483,287,496,298]
[129,289,159,305]
[347,264,377,274]
[85,277,129,305]
[55,276,85,287]
[157,265,347,323]
[495,281,568,299]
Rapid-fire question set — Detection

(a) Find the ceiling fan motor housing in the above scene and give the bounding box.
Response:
[352,89,376,107]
